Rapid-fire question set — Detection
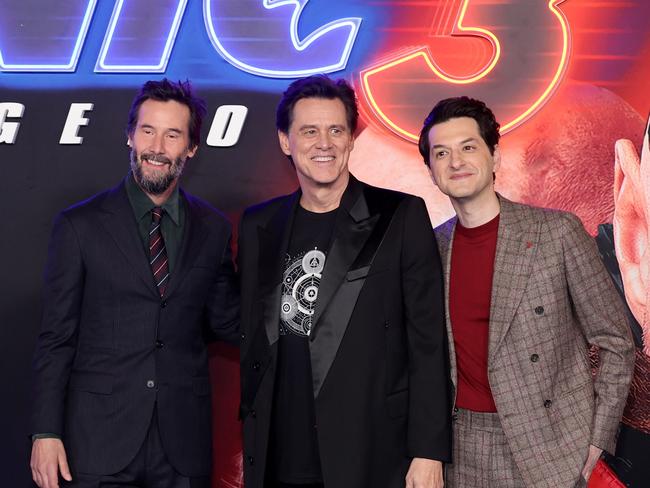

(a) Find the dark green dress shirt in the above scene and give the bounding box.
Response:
[124,172,185,274]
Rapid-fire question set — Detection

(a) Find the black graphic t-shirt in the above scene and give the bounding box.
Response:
[270,204,337,484]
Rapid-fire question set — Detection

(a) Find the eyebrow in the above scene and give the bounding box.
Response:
[432,137,478,149]
[139,124,183,134]
[298,123,347,131]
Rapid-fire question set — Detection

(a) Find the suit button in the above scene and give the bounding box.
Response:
[251,409,256,418]
[253,361,261,371]
[384,320,390,328]
[247,455,254,465]
[161,300,167,309]
[155,340,164,349]
[530,354,539,362]
[146,380,155,388]
[241,332,246,340]
[534,306,544,315]
[543,399,552,408]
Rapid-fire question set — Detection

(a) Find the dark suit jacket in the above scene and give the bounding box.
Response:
[31,179,239,476]
[239,176,451,488]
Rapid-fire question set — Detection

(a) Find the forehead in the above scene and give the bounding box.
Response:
[428,117,482,145]
[290,97,348,128]
[136,99,190,130]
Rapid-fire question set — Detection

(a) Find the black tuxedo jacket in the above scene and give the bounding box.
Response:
[239,176,451,488]
[31,179,239,476]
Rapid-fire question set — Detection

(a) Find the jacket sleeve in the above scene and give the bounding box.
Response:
[205,220,240,346]
[401,196,452,462]
[31,212,85,436]
[561,212,635,453]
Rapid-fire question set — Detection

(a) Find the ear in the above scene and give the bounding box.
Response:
[492,144,502,173]
[187,144,198,159]
[127,138,132,147]
[613,138,648,335]
[278,130,291,156]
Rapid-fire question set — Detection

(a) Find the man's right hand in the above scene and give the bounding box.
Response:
[30,438,72,488]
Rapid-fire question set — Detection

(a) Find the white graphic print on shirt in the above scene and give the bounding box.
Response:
[280,248,326,337]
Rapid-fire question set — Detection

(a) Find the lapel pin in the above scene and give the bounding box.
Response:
[526,241,533,249]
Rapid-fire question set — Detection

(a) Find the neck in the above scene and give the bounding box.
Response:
[299,173,349,213]
[451,189,500,228]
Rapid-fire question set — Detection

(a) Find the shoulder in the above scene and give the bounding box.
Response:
[514,200,585,233]
[182,190,232,231]
[360,181,423,215]
[59,186,114,221]
[242,193,295,223]
[434,216,456,241]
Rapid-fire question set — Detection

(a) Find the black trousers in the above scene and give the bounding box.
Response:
[64,410,209,488]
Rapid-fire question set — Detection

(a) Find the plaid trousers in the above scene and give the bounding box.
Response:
[445,408,588,488]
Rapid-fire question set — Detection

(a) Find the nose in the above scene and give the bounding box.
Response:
[449,148,464,168]
[150,133,166,154]
[316,131,332,150]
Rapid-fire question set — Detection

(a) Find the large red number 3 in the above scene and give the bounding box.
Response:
[359,0,570,142]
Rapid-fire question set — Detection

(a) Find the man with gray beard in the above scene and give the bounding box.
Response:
[30,79,239,488]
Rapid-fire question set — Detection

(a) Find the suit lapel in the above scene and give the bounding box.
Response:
[309,177,382,397]
[488,197,540,362]
[435,218,458,390]
[99,181,159,297]
[258,191,300,345]
[162,190,209,299]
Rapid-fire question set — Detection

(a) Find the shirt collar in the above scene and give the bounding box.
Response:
[125,172,181,226]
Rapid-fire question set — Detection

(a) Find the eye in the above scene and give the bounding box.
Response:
[434,150,448,159]
[463,145,476,151]
[166,132,179,140]
[303,128,317,137]
[142,128,154,135]
[330,127,343,135]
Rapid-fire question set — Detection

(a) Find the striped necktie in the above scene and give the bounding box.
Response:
[149,207,169,297]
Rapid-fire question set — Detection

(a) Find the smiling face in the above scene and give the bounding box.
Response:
[128,99,197,197]
[427,116,500,205]
[278,97,354,197]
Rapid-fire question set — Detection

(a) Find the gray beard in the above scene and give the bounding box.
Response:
[130,150,185,195]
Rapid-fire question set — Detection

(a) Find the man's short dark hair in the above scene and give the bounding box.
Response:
[418,96,500,166]
[127,78,207,150]
[276,75,359,134]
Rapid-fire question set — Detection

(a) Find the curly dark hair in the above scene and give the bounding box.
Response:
[418,96,500,166]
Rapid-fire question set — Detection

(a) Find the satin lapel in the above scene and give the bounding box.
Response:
[162,191,209,299]
[309,177,380,397]
[258,192,300,345]
[488,198,540,363]
[99,181,159,297]
[436,218,458,390]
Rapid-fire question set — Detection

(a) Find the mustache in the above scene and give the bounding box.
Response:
[140,152,172,165]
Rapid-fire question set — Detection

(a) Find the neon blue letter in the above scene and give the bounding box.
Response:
[203,0,361,78]
[0,0,97,72]
[95,0,188,73]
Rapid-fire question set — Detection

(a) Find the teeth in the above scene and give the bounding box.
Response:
[144,159,165,166]
[312,156,335,162]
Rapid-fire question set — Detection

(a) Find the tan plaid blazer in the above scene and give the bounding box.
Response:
[435,197,634,488]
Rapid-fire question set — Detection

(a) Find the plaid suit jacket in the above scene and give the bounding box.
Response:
[435,197,634,488]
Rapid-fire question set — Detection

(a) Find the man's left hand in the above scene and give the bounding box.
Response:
[405,458,443,488]
[581,445,603,482]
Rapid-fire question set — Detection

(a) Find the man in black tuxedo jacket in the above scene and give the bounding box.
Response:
[238,75,451,488]
[30,79,239,488]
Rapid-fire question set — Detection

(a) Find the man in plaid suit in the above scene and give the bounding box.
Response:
[418,96,635,488]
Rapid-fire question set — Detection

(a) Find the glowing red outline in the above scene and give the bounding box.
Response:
[360,0,571,142]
